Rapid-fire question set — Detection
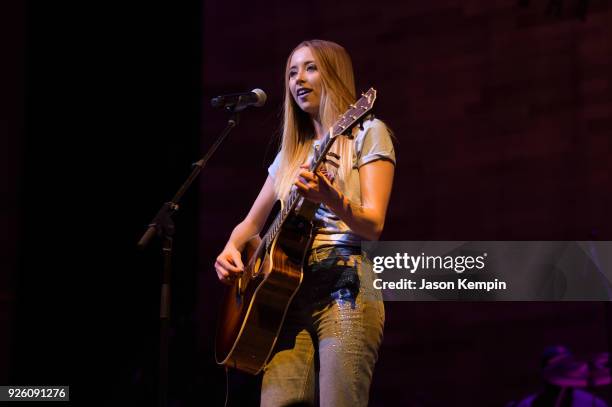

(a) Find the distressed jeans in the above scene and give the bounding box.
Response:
[260,246,385,407]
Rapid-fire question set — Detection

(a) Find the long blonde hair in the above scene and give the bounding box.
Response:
[274,39,357,201]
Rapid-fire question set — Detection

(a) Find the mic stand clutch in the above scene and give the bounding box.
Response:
[137,108,241,407]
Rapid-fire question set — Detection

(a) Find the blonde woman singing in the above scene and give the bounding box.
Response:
[215,39,395,407]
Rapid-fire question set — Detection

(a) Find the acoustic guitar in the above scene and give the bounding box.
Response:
[215,88,377,374]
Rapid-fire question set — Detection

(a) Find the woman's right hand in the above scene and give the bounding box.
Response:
[215,244,244,285]
[214,176,277,285]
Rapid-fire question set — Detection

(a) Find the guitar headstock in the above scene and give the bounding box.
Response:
[330,88,377,138]
[311,87,377,169]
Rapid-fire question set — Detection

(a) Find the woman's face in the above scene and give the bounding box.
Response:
[288,46,322,118]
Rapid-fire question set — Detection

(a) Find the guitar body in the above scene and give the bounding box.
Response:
[215,209,315,374]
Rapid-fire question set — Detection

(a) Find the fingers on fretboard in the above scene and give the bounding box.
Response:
[322,152,340,183]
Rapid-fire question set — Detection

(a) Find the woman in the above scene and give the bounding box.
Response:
[214,39,395,407]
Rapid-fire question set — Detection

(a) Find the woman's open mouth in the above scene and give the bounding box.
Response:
[297,88,312,97]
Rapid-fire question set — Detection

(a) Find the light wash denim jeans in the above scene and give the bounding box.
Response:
[260,246,385,407]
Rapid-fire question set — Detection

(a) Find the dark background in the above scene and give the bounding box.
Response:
[3,0,612,405]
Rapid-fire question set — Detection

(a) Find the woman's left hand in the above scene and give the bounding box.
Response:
[294,164,339,205]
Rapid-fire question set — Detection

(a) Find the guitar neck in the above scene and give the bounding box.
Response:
[260,130,336,251]
[259,88,377,254]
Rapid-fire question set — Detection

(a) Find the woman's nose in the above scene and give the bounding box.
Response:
[296,69,306,82]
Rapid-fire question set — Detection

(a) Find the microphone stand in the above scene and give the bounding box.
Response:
[137,104,243,407]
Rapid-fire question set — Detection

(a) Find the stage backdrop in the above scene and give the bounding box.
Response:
[198,1,612,406]
[0,0,23,386]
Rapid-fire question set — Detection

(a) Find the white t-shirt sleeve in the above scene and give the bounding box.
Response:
[267,152,281,180]
[354,119,396,168]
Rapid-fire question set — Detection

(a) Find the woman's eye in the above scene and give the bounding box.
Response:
[307,65,317,72]
[289,71,297,78]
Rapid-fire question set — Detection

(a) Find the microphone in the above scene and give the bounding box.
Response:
[211,88,267,109]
